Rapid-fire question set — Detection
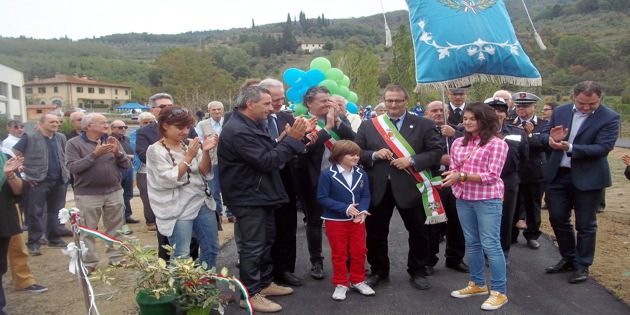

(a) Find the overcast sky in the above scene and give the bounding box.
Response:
[1,0,409,40]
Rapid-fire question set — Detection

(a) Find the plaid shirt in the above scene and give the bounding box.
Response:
[450,136,508,201]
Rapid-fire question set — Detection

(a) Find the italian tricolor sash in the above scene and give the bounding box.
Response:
[304,115,340,150]
[373,115,447,224]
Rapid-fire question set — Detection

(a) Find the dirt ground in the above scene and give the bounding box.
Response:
[3,148,630,314]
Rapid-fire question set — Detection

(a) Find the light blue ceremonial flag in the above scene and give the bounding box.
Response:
[405,0,541,91]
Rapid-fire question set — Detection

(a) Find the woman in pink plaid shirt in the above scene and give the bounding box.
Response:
[442,103,510,311]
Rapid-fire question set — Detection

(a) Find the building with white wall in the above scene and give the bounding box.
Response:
[0,64,27,121]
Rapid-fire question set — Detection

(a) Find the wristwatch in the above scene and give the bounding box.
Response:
[183,161,193,169]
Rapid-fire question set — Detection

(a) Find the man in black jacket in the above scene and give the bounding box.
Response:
[510,92,548,250]
[293,86,355,280]
[355,86,442,290]
[218,86,308,313]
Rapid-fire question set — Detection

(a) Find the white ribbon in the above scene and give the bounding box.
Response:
[62,241,88,274]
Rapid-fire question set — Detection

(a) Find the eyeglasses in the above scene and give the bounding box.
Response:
[113,126,128,130]
[541,108,552,111]
[171,108,188,116]
[384,99,407,104]
[141,120,154,126]
[12,125,25,129]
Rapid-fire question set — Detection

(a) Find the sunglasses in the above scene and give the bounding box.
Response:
[156,104,172,109]
[171,108,189,116]
[113,126,128,130]
[12,125,25,129]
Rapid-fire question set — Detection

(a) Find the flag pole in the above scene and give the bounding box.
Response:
[440,86,449,155]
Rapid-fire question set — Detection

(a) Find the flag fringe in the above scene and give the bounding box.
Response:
[425,213,448,225]
[414,74,542,93]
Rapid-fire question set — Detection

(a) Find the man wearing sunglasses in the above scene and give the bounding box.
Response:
[135,93,199,262]
[110,120,138,226]
[2,121,25,154]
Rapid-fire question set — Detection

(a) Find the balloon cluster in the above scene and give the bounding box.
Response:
[283,57,359,116]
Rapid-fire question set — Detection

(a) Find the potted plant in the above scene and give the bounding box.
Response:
[168,257,224,315]
[112,238,177,315]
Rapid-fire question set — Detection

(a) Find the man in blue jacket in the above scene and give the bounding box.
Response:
[540,81,620,284]
[218,86,308,313]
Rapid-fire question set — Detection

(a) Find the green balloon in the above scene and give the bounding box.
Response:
[337,86,350,98]
[325,68,344,81]
[294,103,308,116]
[318,79,338,95]
[339,75,350,88]
[347,91,358,103]
[310,57,332,72]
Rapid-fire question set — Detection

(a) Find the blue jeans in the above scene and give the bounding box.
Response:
[120,168,134,219]
[167,204,219,269]
[456,198,507,293]
[209,165,232,218]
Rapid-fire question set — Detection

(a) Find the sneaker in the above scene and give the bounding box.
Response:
[260,282,293,296]
[481,290,508,310]
[351,281,375,296]
[21,284,48,293]
[239,293,282,312]
[48,241,68,248]
[332,285,349,301]
[28,247,42,256]
[451,281,489,298]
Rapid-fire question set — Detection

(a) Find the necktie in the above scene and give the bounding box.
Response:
[454,108,462,118]
[390,118,400,130]
[267,115,279,140]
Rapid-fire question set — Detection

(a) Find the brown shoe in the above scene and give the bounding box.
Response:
[515,220,527,229]
[147,224,157,232]
[228,216,236,223]
[260,282,293,296]
[239,293,282,312]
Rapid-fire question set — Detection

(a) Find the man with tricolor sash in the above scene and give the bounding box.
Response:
[355,85,444,291]
[293,86,355,281]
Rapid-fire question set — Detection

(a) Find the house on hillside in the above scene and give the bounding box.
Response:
[25,72,131,109]
[26,104,59,121]
[300,42,325,53]
[0,64,27,121]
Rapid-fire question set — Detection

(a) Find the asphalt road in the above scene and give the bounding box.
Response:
[215,213,629,315]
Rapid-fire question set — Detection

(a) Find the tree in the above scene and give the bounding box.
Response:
[337,45,380,106]
[323,41,333,51]
[154,47,235,107]
[387,25,417,106]
[281,26,298,53]
[286,13,291,25]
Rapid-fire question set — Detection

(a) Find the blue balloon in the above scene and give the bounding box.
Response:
[283,68,305,86]
[286,87,302,103]
[346,102,359,114]
[299,86,310,99]
[303,69,325,87]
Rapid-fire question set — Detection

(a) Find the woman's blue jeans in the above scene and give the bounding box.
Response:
[167,204,219,269]
[456,198,507,293]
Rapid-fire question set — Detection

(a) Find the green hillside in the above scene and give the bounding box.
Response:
[0,0,628,108]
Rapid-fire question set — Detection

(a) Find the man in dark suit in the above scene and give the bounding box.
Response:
[510,92,548,250]
[425,101,468,274]
[258,78,304,287]
[355,85,442,290]
[540,81,620,283]
[293,86,355,280]
[447,86,469,125]
[135,93,199,261]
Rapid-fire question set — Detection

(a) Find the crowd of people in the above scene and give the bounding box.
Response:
[0,79,621,314]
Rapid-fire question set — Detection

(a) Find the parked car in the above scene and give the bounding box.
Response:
[64,107,87,116]
[121,109,142,120]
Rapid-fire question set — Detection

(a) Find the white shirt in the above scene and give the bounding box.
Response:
[560,106,594,168]
[337,164,354,187]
